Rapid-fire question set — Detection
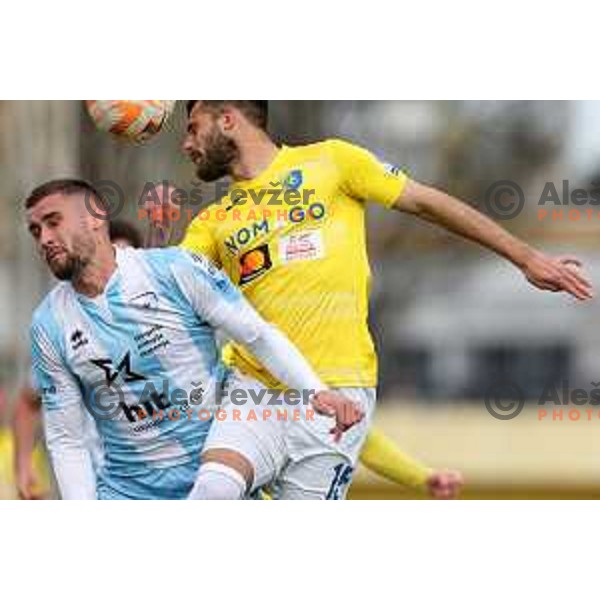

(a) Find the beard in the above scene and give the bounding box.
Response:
[46,233,94,281]
[49,252,87,281]
[193,128,239,182]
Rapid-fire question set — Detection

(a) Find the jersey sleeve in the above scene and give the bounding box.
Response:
[360,428,432,489]
[170,250,325,394]
[31,320,96,500]
[169,250,254,341]
[179,216,221,266]
[327,138,408,208]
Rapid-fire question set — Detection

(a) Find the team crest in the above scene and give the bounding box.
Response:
[283,169,303,191]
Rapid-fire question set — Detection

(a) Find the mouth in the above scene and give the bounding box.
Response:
[46,248,65,263]
[189,150,204,165]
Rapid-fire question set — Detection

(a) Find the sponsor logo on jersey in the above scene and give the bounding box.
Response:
[279,230,324,264]
[121,389,172,423]
[128,291,159,310]
[70,329,89,351]
[86,379,205,426]
[239,244,272,286]
[190,252,218,276]
[90,351,147,385]
[224,202,327,255]
[133,325,171,357]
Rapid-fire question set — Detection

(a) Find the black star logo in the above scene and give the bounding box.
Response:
[90,352,147,385]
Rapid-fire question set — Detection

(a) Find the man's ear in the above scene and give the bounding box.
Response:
[219,107,237,133]
[86,194,110,230]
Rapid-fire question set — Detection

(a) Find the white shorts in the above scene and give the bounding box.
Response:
[202,369,376,499]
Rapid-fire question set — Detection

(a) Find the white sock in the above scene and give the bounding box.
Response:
[188,462,247,500]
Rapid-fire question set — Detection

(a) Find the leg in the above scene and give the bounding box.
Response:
[274,387,376,500]
[188,370,287,500]
[188,457,249,500]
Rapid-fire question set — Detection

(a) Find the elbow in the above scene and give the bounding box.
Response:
[397,180,435,218]
[45,423,86,455]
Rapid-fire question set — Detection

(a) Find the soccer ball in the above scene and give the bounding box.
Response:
[85,100,176,142]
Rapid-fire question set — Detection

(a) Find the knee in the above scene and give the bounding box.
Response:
[188,458,250,500]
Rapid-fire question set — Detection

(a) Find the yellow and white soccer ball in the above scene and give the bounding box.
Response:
[85,100,176,142]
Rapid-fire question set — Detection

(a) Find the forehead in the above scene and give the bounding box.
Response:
[27,193,79,222]
[189,102,216,123]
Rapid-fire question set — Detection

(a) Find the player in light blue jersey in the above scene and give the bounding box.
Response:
[13,219,143,500]
[26,179,362,500]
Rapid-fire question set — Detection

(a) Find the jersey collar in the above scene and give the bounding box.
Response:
[229,145,290,191]
[74,245,121,304]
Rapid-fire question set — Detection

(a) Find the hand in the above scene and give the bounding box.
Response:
[16,462,46,500]
[521,252,593,301]
[142,183,180,248]
[426,469,464,500]
[311,391,364,442]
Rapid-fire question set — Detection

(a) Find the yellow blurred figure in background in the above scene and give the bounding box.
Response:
[0,387,50,499]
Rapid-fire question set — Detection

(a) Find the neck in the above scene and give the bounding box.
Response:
[230,129,279,181]
[72,241,117,298]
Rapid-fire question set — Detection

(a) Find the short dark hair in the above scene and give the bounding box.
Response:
[186,100,269,130]
[25,178,106,211]
[109,219,143,248]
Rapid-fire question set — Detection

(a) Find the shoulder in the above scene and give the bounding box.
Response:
[179,207,219,257]
[129,246,192,271]
[30,283,73,354]
[289,139,369,175]
[139,246,219,279]
[31,283,72,333]
[321,138,369,161]
[181,208,216,236]
[281,138,352,162]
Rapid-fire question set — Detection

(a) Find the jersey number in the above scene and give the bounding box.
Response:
[326,463,354,500]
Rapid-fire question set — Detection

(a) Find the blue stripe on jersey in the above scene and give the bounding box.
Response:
[74,292,152,481]
[136,251,215,461]
[31,297,69,411]
[38,297,68,358]
[142,249,222,378]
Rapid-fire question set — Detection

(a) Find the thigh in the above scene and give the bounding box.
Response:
[272,453,356,500]
[202,369,287,492]
[274,387,376,500]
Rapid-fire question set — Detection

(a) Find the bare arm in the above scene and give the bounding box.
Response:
[395,179,593,301]
[13,387,45,499]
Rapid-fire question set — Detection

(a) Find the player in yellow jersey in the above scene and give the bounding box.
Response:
[147,182,454,498]
[146,101,591,499]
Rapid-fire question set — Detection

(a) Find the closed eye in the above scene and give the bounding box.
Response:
[28,223,41,239]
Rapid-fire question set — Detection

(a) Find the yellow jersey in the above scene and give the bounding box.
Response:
[180,139,407,388]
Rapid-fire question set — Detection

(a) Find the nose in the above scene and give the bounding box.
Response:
[39,225,56,249]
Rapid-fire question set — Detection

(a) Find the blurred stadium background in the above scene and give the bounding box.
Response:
[2,100,600,499]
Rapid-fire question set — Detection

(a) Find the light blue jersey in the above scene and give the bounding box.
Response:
[31,246,255,499]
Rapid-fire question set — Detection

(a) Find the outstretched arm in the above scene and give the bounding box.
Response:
[171,251,364,440]
[395,180,593,301]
